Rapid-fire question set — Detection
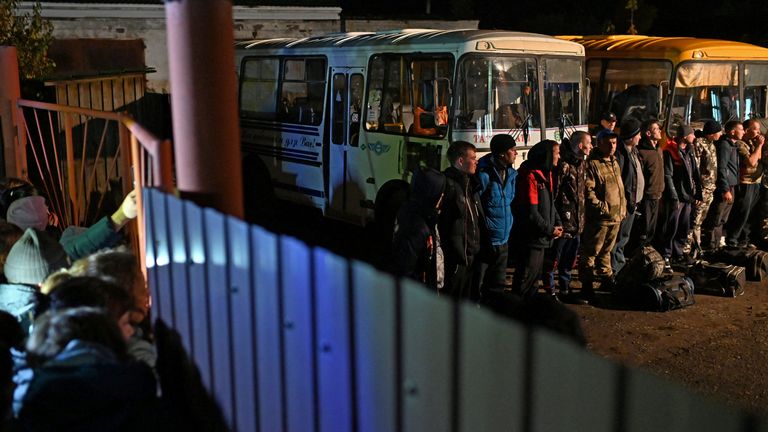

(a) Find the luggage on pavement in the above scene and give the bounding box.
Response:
[688,260,746,297]
[705,248,768,282]
[617,275,695,312]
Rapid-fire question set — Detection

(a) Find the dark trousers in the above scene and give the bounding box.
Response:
[702,190,734,250]
[635,198,660,246]
[512,246,546,299]
[444,257,475,300]
[611,211,636,273]
[477,243,509,292]
[542,235,580,292]
[658,200,692,258]
[726,183,760,247]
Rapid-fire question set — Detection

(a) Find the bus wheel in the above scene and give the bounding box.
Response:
[374,181,410,243]
[242,156,275,221]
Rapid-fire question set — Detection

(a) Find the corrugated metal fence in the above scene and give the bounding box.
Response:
[143,187,764,432]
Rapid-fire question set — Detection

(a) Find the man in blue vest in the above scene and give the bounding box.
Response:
[476,134,518,296]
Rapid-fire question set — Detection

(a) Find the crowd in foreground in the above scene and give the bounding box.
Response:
[0,180,226,431]
[392,114,767,308]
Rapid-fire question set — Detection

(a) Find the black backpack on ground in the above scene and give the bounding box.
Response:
[705,248,768,281]
[616,275,695,312]
[688,260,746,297]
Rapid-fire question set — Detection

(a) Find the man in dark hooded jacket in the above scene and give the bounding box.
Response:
[392,167,446,289]
[511,140,563,299]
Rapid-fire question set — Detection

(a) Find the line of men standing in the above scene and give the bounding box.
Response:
[392,115,767,304]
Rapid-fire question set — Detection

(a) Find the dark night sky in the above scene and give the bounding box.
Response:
[341,0,768,47]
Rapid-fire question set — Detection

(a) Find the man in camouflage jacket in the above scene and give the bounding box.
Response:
[684,120,720,256]
[578,130,626,302]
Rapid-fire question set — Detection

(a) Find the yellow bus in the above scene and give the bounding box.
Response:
[560,35,768,133]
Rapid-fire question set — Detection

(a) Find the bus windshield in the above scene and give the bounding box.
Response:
[670,62,739,131]
[745,63,768,119]
[587,59,672,125]
[543,58,583,128]
[454,56,540,132]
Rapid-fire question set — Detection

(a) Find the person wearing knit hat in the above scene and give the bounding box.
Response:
[477,134,518,295]
[4,228,69,286]
[684,120,722,257]
[6,196,48,231]
[658,124,702,267]
[612,118,645,273]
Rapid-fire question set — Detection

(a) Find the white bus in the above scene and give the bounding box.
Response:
[236,29,587,226]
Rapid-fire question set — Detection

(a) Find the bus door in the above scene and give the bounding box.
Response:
[327,67,365,219]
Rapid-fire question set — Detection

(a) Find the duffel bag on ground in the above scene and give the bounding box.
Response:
[705,248,768,281]
[688,260,745,297]
[624,275,695,312]
[614,245,666,287]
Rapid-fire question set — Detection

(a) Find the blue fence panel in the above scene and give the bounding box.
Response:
[252,226,283,432]
[352,261,397,432]
[625,368,742,432]
[165,193,192,351]
[203,208,234,427]
[313,248,353,432]
[228,217,257,432]
[280,236,316,432]
[458,303,526,432]
[149,190,172,324]
[531,329,616,432]
[401,281,453,432]
[183,199,212,389]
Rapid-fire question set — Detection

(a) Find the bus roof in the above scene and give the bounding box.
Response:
[238,29,584,55]
[559,35,768,62]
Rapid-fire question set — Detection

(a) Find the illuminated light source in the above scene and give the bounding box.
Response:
[476,41,492,50]
[692,50,705,59]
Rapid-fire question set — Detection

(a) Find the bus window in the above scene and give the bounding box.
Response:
[454,56,539,133]
[365,54,452,136]
[410,58,452,137]
[745,63,768,119]
[543,58,582,128]
[589,59,672,125]
[332,73,347,144]
[280,58,326,125]
[670,62,738,131]
[240,57,279,120]
[349,74,364,146]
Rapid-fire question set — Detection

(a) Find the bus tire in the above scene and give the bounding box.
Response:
[242,156,275,219]
[374,180,410,241]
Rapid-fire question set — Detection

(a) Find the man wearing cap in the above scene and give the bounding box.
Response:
[578,129,625,302]
[658,124,702,267]
[611,118,645,273]
[591,112,617,137]
[634,119,665,248]
[684,120,720,256]
[476,134,518,294]
[724,119,764,248]
[702,120,741,250]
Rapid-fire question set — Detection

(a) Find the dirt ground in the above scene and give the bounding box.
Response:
[572,278,768,415]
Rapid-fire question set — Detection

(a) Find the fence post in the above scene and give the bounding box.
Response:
[165,1,243,218]
[63,113,78,226]
[0,46,27,178]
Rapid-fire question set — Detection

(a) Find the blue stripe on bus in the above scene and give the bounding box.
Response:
[272,181,325,198]
[243,142,320,157]
[242,119,320,136]
[248,148,323,167]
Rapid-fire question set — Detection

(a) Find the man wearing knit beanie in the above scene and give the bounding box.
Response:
[6,196,48,231]
[4,228,69,286]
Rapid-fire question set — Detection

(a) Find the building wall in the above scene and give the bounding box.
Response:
[23,3,477,93]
